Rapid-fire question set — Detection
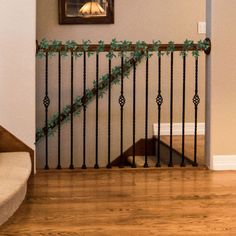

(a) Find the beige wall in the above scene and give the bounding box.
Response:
[36,0,206,168]
[37,0,205,42]
[206,0,236,169]
[0,0,36,150]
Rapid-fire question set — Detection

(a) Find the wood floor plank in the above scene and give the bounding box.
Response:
[0,170,236,235]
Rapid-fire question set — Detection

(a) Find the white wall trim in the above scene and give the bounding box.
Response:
[212,155,236,171]
[153,123,205,136]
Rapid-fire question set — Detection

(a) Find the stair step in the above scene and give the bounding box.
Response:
[127,156,157,167]
[0,152,31,226]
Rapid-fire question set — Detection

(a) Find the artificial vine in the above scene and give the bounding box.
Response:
[36,39,210,142]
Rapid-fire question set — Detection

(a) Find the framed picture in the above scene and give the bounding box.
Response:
[58,0,114,24]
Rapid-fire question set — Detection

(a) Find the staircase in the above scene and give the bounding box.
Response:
[126,135,205,167]
[0,126,33,226]
[0,152,31,225]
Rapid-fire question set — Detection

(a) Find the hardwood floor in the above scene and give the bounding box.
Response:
[0,169,236,235]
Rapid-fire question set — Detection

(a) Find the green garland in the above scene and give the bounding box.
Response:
[36,39,210,143]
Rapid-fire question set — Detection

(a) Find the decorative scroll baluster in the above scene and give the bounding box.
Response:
[57,52,62,170]
[132,62,136,168]
[169,52,174,167]
[82,51,87,169]
[107,58,112,169]
[43,52,50,170]
[119,52,125,168]
[156,55,163,167]
[181,55,186,167]
[193,57,200,167]
[144,54,149,168]
[69,51,74,169]
[94,53,99,169]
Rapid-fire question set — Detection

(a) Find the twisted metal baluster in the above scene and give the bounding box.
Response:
[181,55,186,167]
[69,51,74,169]
[57,52,62,170]
[107,58,112,169]
[119,52,125,168]
[94,53,99,169]
[144,54,149,168]
[193,57,200,167]
[132,61,137,168]
[169,52,174,167]
[82,51,87,169]
[43,52,50,170]
[156,55,163,167]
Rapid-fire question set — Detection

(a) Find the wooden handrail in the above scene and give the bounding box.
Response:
[36,38,211,54]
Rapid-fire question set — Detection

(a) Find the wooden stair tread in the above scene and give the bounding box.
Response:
[0,125,34,174]
[126,135,205,167]
[160,135,205,165]
[0,152,31,225]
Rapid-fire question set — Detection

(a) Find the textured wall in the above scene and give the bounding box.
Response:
[36,0,205,168]
[206,0,236,168]
[0,0,36,150]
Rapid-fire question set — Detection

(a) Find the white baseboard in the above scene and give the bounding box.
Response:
[153,123,205,136]
[212,155,236,170]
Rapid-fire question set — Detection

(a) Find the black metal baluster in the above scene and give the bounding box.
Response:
[57,52,62,169]
[132,61,136,168]
[43,52,50,170]
[107,58,112,169]
[169,52,174,167]
[181,55,186,167]
[119,52,125,168]
[69,51,74,169]
[193,57,200,167]
[94,53,99,169]
[144,53,149,168]
[82,51,87,169]
[156,55,163,167]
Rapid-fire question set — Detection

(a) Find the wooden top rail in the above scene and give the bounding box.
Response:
[36,38,211,54]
